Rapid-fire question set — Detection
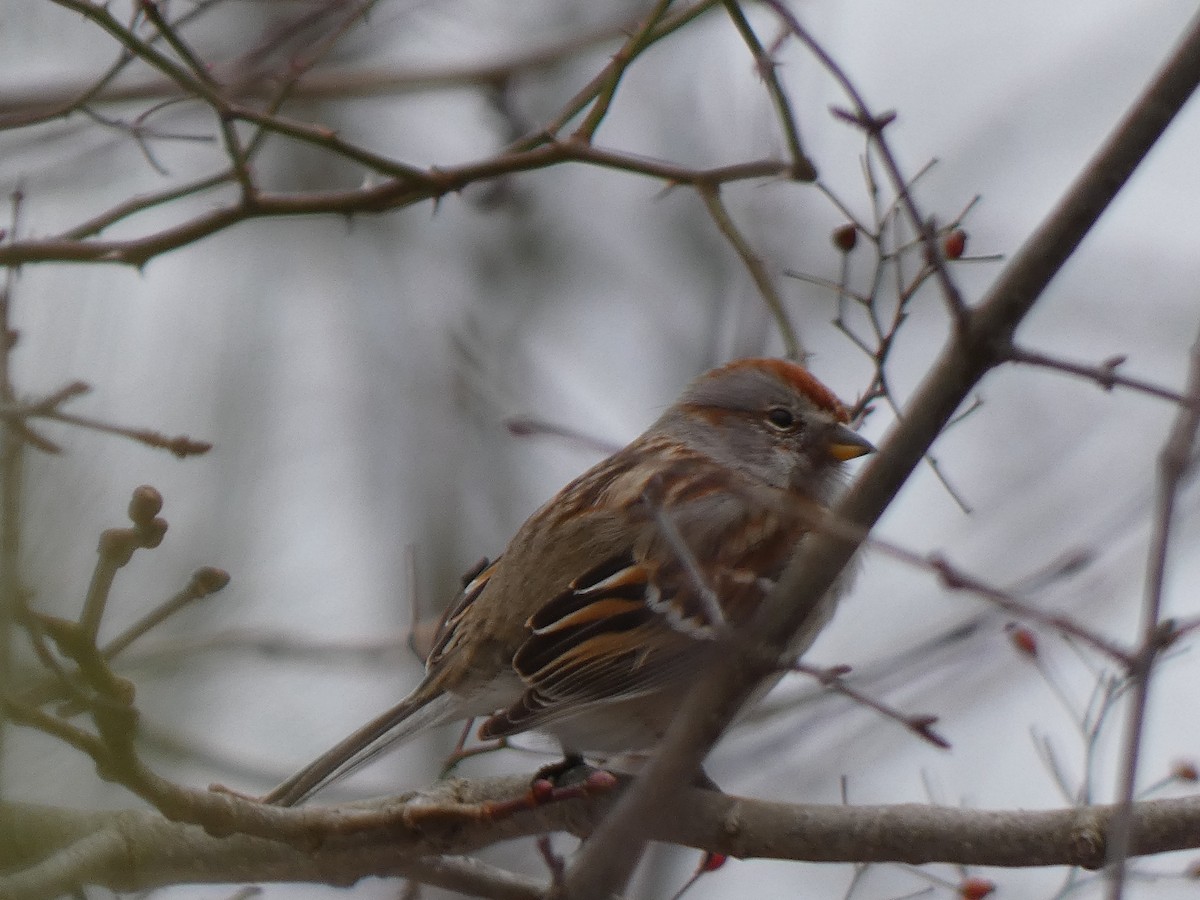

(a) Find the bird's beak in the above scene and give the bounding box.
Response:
[826,424,875,462]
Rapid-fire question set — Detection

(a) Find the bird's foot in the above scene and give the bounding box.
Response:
[475,758,618,821]
[533,753,589,786]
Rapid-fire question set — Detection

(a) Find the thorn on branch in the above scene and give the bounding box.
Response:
[1153,618,1181,653]
[945,394,985,430]
[1004,345,1189,404]
[929,553,966,589]
[829,105,897,134]
[1100,354,1129,389]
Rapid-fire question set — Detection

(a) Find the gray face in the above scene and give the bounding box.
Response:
[655,365,850,501]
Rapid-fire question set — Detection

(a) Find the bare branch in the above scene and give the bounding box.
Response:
[0,9,698,120]
[720,1,817,180]
[697,182,801,359]
[0,144,788,269]
[1006,346,1191,405]
[1106,321,1200,896]
[5,782,1200,899]
[0,194,23,749]
[572,0,674,142]
[765,2,968,321]
[792,660,949,749]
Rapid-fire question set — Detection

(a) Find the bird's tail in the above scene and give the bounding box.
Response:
[262,687,460,807]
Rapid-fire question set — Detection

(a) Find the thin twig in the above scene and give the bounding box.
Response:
[507,0,724,153]
[18,571,226,710]
[0,0,221,132]
[0,146,787,269]
[102,567,230,660]
[572,0,674,142]
[504,416,623,456]
[79,491,170,643]
[3,8,708,119]
[870,540,1131,665]
[721,0,816,179]
[0,193,24,763]
[1006,346,1190,405]
[228,103,432,183]
[240,1,381,161]
[697,182,801,359]
[764,1,968,322]
[49,0,228,111]
[1105,322,1200,897]
[792,660,949,748]
[62,172,232,241]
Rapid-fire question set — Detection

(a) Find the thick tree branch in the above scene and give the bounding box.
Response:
[3,781,1200,900]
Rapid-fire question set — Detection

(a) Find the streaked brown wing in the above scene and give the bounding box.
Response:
[480,487,802,739]
[479,551,697,739]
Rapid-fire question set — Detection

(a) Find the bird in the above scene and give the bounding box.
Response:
[263,357,874,806]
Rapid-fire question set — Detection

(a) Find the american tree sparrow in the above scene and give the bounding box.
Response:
[265,358,873,806]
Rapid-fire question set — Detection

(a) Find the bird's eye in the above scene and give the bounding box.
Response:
[765,406,798,431]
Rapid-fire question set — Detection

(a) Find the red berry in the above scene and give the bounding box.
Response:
[1006,624,1038,659]
[959,876,995,898]
[1172,760,1199,782]
[831,224,858,252]
[943,229,968,259]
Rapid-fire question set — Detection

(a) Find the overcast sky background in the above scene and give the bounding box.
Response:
[4,2,1200,898]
